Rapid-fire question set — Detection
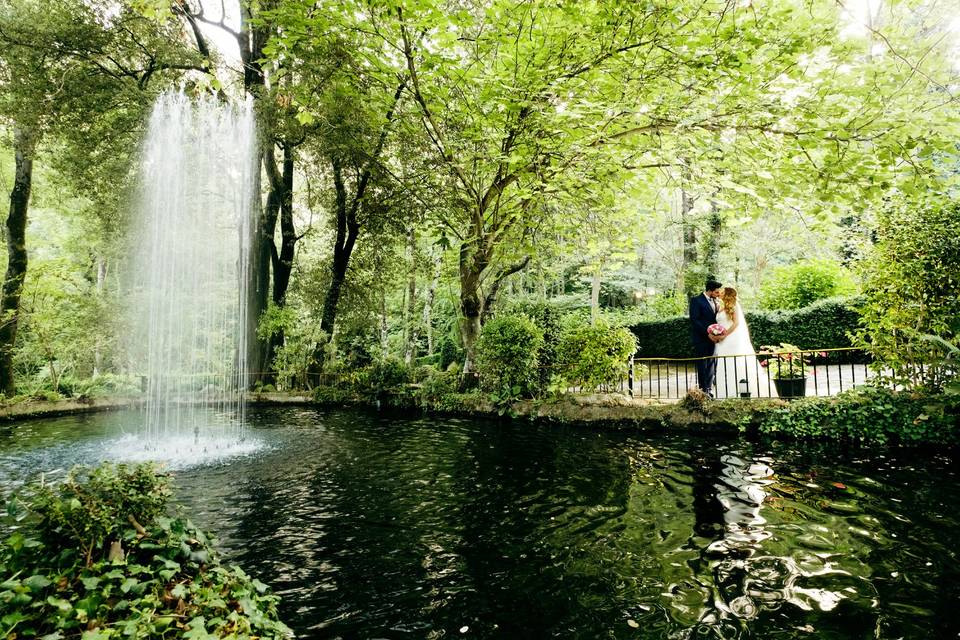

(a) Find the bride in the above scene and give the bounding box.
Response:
[714,287,777,398]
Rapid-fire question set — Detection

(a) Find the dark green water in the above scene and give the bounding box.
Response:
[1,407,958,639]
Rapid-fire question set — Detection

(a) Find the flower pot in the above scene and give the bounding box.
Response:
[773,377,807,399]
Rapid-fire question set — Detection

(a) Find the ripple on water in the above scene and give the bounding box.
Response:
[2,408,959,639]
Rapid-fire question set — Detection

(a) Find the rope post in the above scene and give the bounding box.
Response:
[628,354,635,397]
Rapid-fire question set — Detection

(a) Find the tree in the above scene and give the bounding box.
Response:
[0,0,203,394]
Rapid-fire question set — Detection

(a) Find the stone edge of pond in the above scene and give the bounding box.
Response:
[0,396,145,421]
[254,391,770,437]
[0,393,773,438]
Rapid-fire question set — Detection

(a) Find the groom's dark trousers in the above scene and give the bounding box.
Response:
[689,294,718,395]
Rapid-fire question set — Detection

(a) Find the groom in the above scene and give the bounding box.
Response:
[689,279,724,397]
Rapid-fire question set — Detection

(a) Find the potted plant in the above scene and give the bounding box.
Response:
[758,343,813,398]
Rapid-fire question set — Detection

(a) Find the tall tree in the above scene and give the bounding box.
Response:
[0,0,203,394]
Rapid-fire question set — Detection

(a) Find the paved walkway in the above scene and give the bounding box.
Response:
[630,361,875,399]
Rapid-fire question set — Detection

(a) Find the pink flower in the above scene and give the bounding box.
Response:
[760,360,768,367]
[818,351,828,357]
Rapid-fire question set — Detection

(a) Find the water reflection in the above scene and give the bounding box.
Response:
[1,409,958,638]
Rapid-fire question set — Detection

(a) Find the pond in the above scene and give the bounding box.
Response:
[1,407,958,639]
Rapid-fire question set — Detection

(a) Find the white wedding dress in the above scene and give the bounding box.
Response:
[713,302,777,398]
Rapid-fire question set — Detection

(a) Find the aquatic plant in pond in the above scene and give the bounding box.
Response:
[128,92,257,457]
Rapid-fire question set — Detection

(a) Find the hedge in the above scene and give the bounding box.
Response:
[630,296,866,362]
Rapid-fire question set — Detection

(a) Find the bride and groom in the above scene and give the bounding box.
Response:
[689,279,776,398]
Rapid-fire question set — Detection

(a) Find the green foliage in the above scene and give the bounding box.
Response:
[58,373,143,398]
[500,301,564,392]
[854,194,960,391]
[557,321,638,393]
[415,366,462,410]
[643,292,688,319]
[257,304,325,391]
[1,463,291,639]
[437,335,462,372]
[27,464,169,562]
[760,259,857,310]
[754,386,959,445]
[631,297,864,362]
[474,315,544,400]
[366,356,410,394]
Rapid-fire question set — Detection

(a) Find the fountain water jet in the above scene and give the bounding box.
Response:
[127,91,258,462]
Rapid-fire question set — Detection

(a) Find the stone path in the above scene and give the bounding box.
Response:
[629,361,875,399]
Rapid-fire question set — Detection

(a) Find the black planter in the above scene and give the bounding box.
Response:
[773,377,807,399]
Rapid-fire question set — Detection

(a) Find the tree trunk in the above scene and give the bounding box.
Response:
[239,7,270,390]
[458,236,488,374]
[590,265,602,323]
[379,288,389,352]
[246,149,272,388]
[680,185,698,296]
[403,227,417,365]
[93,256,107,377]
[703,198,722,280]
[422,250,441,355]
[263,144,296,383]
[309,159,359,385]
[0,126,35,396]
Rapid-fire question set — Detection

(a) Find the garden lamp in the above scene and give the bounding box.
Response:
[739,378,751,398]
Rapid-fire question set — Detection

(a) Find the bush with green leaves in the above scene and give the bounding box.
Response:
[0,463,291,639]
[416,366,462,409]
[759,259,858,310]
[474,314,544,400]
[854,194,960,390]
[257,303,325,391]
[631,296,865,362]
[753,385,959,445]
[500,301,564,393]
[366,356,411,394]
[437,335,462,371]
[557,321,638,393]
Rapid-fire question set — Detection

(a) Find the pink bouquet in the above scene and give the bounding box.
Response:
[707,323,726,337]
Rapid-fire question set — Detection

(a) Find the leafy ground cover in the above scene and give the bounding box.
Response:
[0,463,291,639]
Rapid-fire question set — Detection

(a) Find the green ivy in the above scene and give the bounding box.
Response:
[753,386,959,445]
[0,463,292,639]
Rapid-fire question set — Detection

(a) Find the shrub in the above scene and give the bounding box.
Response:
[754,386,959,445]
[557,321,638,393]
[500,301,564,393]
[854,194,960,390]
[437,334,462,371]
[416,367,462,409]
[367,356,410,394]
[760,259,858,310]
[474,314,544,399]
[257,304,324,391]
[630,296,865,362]
[1,463,291,639]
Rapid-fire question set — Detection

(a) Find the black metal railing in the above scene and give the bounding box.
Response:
[628,347,874,400]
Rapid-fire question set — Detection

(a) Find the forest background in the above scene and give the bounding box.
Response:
[0,0,958,402]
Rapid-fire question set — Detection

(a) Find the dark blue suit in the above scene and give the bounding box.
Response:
[689,294,718,394]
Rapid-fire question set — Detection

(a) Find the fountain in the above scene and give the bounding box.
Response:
[125,91,260,465]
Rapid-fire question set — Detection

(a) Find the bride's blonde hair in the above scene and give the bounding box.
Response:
[721,287,737,320]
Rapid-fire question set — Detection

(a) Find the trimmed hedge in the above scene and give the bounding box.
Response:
[631,296,866,362]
